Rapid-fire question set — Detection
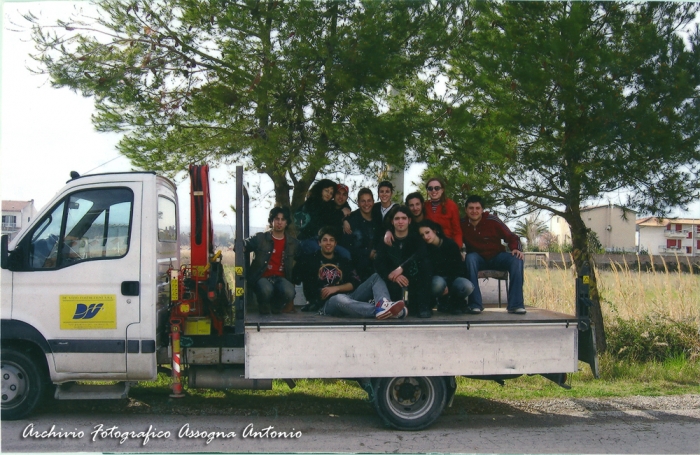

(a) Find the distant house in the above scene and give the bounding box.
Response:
[2,200,38,241]
[549,215,572,246]
[636,217,700,256]
[549,204,637,252]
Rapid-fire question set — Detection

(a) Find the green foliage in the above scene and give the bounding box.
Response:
[558,243,574,254]
[428,1,700,351]
[587,230,604,254]
[606,316,700,363]
[27,0,455,209]
[433,1,700,227]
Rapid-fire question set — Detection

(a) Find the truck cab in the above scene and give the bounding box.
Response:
[1,172,178,418]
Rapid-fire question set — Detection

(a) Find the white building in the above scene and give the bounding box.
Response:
[2,200,38,241]
[636,217,700,256]
[549,204,637,252]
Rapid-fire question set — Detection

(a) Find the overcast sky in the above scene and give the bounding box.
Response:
[1,1,697,235]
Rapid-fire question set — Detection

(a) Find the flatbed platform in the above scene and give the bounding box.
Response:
[244,302,580,379]
[245,304,577,327]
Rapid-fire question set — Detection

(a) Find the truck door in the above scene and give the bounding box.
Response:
[9,183,141,374]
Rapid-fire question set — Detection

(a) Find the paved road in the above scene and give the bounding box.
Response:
[2,402,699,453]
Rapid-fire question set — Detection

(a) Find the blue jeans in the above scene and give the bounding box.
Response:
[431,276,475,300]
[323,273,391,318]
[254,276,296,307]
[465,252,524,311]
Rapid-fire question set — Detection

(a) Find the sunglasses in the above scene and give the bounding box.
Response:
[427,186,442,192]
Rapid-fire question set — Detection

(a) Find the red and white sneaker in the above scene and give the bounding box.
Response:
[393,307,408,319]
[375,298,406,320]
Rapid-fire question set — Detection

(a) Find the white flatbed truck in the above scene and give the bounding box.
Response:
[1,165,598,430]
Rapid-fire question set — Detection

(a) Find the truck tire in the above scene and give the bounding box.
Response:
[1,347,47,420]
[373,376,447,431]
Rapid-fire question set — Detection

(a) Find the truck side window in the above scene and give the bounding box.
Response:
[30,202,65,268]
[23,188,134,270]
[158,196,177,242]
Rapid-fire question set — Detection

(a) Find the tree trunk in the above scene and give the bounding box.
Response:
[567,212,608,353]
[268,171,313,212]
[289,178,312,212]
[270,173,292,209]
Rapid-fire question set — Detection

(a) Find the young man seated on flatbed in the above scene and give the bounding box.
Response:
[294,226,406,319]
[375,206,433,318]
[244,207,299,315]
[460,195,526,315]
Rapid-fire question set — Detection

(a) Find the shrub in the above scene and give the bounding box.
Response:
[606,316,700,362]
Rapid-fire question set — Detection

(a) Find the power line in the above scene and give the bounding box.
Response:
[82,154,125,174]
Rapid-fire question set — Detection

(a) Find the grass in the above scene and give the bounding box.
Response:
[525,260,700,363]
[524,260,699,323]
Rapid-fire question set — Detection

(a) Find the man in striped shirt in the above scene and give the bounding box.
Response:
[460,195,526,315]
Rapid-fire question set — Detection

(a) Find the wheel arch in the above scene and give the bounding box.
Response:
[1,320,53,379]
[1,319,51,354]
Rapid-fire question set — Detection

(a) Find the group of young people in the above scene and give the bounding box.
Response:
[243,177,526,320]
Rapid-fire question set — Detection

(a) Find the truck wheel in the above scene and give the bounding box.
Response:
[373,376,446,430]
[1,348,47,420]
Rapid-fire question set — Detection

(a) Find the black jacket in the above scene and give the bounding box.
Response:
[341,210,376,280]
[374,230,432,308]
[374,230,431,280]
[296,198,344,240]
[425,237,467,286]
[243,231,299,283]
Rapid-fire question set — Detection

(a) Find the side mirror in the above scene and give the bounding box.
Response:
[1,235,8,269]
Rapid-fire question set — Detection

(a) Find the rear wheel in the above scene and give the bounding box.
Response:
[1,347,47,420]
[373,376,447,430]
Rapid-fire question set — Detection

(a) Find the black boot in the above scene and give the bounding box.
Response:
[418,306,432,318]
[258,302,271,315]
[301,300,323,312]
[451,297,467,315]
[436,296,452,313]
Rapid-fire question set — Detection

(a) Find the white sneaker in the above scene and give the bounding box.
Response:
[508,307,527,314]
[375,298,406,319]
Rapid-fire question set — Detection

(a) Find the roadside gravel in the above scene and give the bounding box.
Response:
[494,394,700,415]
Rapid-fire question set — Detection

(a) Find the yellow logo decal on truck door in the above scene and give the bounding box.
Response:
[60,295,117,330]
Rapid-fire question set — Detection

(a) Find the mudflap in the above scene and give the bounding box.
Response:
[576,262,600,379]
[358,378,376,402]
[445,376,457,407]
[539,373,571,389]
[578,324,600,378]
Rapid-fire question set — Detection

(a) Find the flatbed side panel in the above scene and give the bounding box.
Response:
[245,323,577,379]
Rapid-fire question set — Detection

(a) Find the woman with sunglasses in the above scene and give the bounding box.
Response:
[424,177,463,248]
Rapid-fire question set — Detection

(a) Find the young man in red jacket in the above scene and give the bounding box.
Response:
[460,195,526,314]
